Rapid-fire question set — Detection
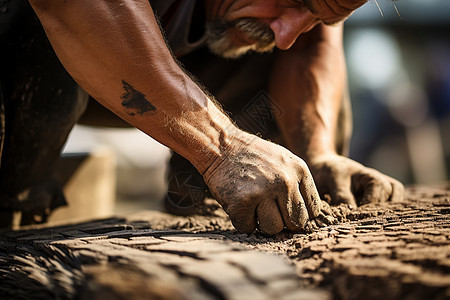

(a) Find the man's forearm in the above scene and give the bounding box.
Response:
[28,0,240,174]
[269,24,347,162]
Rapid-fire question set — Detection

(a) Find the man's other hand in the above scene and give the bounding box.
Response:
[203,133,323,235]
[309,154,405,207]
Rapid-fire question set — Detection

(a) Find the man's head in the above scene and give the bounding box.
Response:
[205,0,368,58]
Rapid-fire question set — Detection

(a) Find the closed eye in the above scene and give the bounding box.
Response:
[282,0,318,15]
[279,0,304,8]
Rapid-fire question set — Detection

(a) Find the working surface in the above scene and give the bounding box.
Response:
[1,184,449,299]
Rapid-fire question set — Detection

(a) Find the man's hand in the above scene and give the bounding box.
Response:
[309,154,404,207]
[203,132,322,235]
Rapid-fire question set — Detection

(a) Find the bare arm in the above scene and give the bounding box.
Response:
[28,0,238,173]
[28,0,324,234]
[270,24,345,161]
[270,24,404,206]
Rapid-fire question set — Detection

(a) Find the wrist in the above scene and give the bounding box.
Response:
[303,149,337,164]
[181,102,249,176]
[201,129,253,183]
[293,134,336,164]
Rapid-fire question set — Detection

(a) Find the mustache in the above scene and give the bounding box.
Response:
[206,18,276,59]
[233,18,275,45]
[208,18,275,46]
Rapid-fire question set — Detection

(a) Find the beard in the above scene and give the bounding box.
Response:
[205,18,276,59]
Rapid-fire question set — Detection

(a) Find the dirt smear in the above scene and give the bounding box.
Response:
[126,184,450,299]
[2,184,449,300]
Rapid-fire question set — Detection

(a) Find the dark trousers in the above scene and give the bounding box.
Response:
[0,0,88,225]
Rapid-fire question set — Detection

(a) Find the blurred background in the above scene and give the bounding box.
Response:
[345,0,450,185]
[61,0,450,216]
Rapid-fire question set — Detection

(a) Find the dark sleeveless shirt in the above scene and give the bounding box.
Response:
[149,0,206,57]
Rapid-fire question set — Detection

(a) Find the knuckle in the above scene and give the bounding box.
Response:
[273,176,290,193]
[296,159,309,172]
[240,188,264,204]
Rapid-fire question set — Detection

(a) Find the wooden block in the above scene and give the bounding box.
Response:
[48,148,116,225]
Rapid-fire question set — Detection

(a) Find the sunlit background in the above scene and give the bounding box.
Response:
[62,0,450,214]
[345,0,450,185]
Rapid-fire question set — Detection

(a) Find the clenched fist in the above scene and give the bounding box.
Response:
[308,154,404,207]
[203,132,323,235]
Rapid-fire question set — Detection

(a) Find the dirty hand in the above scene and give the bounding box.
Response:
[308,154,404,207]
[203,133,323,235]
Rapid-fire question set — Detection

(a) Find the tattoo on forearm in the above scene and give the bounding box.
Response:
[121,80,156,116]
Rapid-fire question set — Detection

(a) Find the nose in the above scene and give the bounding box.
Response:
[269,8,317,50]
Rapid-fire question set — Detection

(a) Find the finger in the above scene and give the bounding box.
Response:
[320,200,333,216]
[329,175,356,207]
[277,187,309,231]
[256,199,284,235]
[298,170,322,219]
[359,178,391,205]
[227,201,257,234]
[388,178,405,202]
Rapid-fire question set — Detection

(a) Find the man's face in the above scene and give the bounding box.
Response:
[205,0,367,58]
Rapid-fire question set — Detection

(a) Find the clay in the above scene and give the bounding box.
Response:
[0,184,449,300]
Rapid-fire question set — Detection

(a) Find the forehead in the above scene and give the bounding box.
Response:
[303,0,367,24]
